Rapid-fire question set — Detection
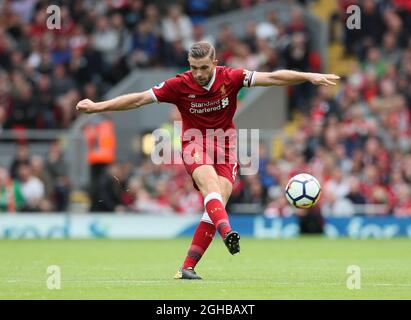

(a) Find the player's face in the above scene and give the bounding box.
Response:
[188,56,217,86]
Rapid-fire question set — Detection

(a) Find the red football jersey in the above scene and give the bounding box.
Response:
[150,66,255,136]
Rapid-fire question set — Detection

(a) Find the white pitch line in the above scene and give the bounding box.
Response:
[2,279,227,284]
[375,283,411,287]
[4,279,411,288]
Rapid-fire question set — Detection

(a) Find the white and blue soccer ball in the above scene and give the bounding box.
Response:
[285,173,321,209]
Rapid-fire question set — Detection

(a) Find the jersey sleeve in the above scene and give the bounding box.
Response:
[225,67,256,90]
[149,77,180,104]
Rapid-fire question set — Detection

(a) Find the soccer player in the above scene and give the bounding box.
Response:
[76,42,339,280]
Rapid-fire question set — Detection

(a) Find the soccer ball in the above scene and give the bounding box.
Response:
[285,173,321,209]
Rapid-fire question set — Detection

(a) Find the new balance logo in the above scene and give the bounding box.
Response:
[188,94,196,98]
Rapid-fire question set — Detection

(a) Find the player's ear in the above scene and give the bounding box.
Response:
[213,59,218,67]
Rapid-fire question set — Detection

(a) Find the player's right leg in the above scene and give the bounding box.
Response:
[218,175,240,255]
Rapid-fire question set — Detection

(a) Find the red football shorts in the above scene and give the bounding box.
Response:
[181,139,240,191]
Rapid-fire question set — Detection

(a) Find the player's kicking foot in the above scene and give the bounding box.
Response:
[174,267,202,280]
[224,230,240,255]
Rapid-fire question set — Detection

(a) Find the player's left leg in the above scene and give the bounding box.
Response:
[176,175,236,280]
[177,218,216,280]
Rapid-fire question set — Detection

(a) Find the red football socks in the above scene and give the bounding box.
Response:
[182,193,232,269]
[204,192,232,238]
[182,220,216,269]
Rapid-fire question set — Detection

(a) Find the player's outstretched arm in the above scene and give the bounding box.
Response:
[76,90,154,114]
[253,70,340,87]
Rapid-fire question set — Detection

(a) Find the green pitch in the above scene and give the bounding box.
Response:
[1,237,411,299]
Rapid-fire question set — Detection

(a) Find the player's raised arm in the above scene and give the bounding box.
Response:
[253,70,340,87]
[75,90,155,114]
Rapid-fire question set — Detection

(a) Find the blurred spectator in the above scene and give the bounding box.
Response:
[215,24,237,64]
[381,32,402,65]
[51,35,71,65]
[187,23,215,49]
[17,163,45,211]
[0,165,25,212]
[0,104,6,133]
[264,185,294,217]
[393,183,411,216]
[361,0,385,45]
[30,154,53,200]
[55,89,80,129]
[256,10,280,43]
[168,40,189,68]
[92,15,122,66]
[122,176,142,209]
[210,0,237,14]
[128,20,159,68]
[185,0,210,25]
[240,174,267,207]
[284,32,313,111]
[286,6,309,36]
[162,4,193,52]
[176,179,203,215]
[108,12,132,83]
[284,32,310,72]
[321,182,355,217]
[243,21,258,53]
[124,0,145,30]
[345,176,366,206]
[93,162,126,213]
[31,75,54,128]
[133,188,161,213]
[8,82,38,129]
[298,206,324,234]
[153,179,176,212]
[144,3,162,37]
[323,167,350,199]
[83,114,116,211]
[45,140,70,211]
[9,144,30,179]
[51,63,76,99]
[227,42,259,70]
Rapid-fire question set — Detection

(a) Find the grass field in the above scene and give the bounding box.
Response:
[1,237,411,299]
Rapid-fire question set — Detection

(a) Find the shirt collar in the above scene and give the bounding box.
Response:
[202,68,217,91]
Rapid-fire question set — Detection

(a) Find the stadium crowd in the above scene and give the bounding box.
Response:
[0,139,69,212]
[0,0,317,213]
[0,0,286,129]
[0,0,410,217]
[261,0,411,217]
[0,0,317,130]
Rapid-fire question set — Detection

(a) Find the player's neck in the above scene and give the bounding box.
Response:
[201,68,217,91]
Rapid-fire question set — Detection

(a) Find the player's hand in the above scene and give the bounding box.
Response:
[308,73,340,86]
[75,99,101,113]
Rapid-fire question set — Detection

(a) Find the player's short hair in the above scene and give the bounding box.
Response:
[188,42,216,61]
